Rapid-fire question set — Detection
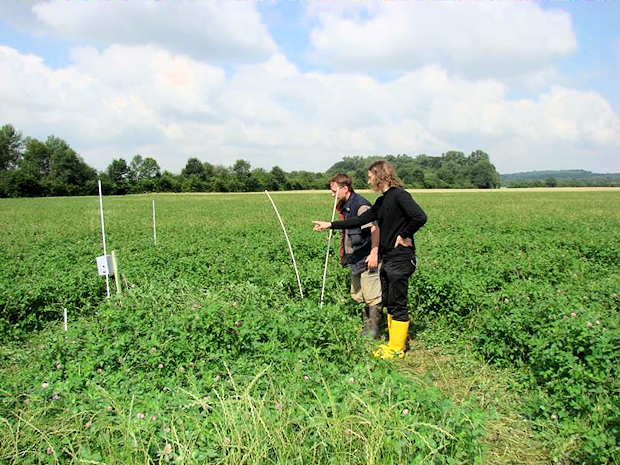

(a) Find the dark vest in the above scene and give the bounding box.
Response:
[339,192,372,273]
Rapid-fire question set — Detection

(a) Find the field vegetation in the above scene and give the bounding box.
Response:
[0,190,618,464]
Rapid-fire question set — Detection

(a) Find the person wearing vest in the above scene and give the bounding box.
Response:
[329,173,383,340]
[314,161,427,359]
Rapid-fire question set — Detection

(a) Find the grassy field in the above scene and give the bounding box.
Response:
[1,190,618,464]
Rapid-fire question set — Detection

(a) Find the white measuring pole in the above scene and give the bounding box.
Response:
[265,191,304,299]
[63,307,68,332]
[98,180,110,298]
[320,187,340,308]
[152,199,157,246]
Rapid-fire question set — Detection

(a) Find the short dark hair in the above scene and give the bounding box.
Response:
[329,173,354,192]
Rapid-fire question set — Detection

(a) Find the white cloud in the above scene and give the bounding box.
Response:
[307,2,576,78]
[1,45,619,175]
[0,1,277,62]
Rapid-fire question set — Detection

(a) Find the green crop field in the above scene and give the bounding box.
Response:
[1,190,618,464]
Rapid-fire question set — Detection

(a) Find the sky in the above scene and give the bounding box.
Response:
[1,1,619,175]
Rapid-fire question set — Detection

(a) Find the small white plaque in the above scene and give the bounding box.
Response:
[96,255,114,276]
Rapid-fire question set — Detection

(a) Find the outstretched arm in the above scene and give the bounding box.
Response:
[312,221,332,231]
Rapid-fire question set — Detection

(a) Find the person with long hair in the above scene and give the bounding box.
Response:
[313,160,427,359]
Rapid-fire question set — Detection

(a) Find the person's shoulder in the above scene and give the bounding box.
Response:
[356,193,372,203]
[394,187,412,198]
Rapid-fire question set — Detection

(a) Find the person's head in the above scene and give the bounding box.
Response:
[329,173,353,202]
[367,160,403,192]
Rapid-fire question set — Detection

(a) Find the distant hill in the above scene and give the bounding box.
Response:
[500,170,620,187]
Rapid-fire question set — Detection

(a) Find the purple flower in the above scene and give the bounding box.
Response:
[158,364,164,369]
[275,403,282,410]
[46,446,53,455]
[587,322,593,327]
[52,394,59,401]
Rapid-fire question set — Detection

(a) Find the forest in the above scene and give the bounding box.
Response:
[2,123,501,197]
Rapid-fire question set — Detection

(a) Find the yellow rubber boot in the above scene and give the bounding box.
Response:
[386,313,393,343]
[373,320,409,359]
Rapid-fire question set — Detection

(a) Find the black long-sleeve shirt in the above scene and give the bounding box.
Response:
[330,187,427,262]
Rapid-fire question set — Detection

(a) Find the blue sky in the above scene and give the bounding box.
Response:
[1,1,619,174]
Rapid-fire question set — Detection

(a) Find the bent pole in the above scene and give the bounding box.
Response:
[265,191,304,299]
[320,187,340,308]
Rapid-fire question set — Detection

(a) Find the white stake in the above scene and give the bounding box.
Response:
[320,187,340,308]
[152,199,157,246]
[63,307,67,332]
[265,191,304,299]
[98,180,110,298]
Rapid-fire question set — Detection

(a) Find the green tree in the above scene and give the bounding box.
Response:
[21,138,52,178]
[544,177,557,187]
[130,154,160,181]
[181,157,206,180]
[270,166,289,191]
[44,136,97,195]
[106,158,131,194]
[233,159,258,192]
[0,124,23,171]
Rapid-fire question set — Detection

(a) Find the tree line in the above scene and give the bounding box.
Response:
[1,124,501,198]
[501,170,620,188]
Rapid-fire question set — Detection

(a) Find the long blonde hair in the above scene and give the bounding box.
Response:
[368,160,403,190]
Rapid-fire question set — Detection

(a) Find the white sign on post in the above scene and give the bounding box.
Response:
[96,255,114,276]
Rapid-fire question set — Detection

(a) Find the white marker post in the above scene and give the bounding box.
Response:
[152,199,157,246]
[320,187,340,308]
[63,307,68,332]
[265,191,304,299]
[98,180,110,298]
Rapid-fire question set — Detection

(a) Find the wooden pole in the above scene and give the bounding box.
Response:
[111,250,121,294]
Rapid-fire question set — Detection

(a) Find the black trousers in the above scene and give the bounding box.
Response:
[380,258,416,322]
